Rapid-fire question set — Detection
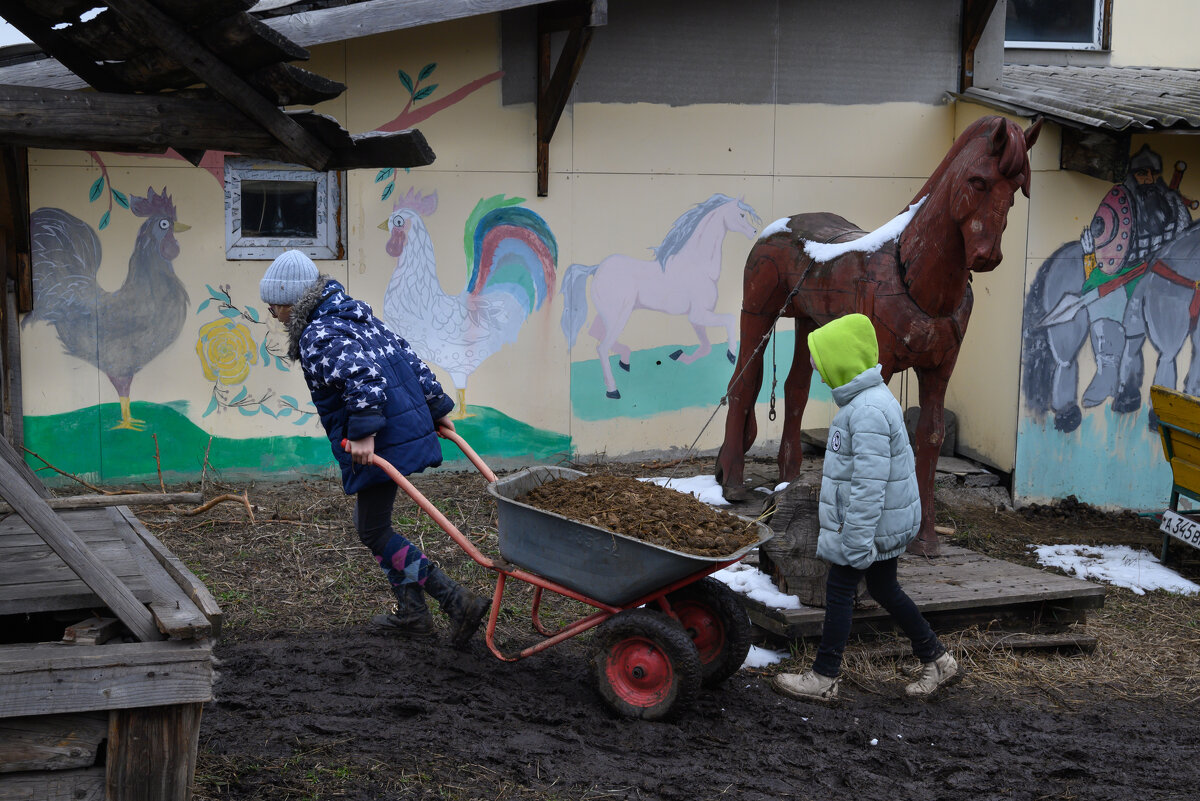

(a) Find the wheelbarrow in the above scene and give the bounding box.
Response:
[351,428,773,721]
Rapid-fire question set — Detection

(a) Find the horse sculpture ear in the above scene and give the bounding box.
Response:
[1023,117,1044,150]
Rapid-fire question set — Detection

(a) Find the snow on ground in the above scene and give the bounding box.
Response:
[640,474,730,506]
[1031,543,1200,596]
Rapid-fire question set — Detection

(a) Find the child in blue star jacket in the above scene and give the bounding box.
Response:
[261,250,488,646]
[771,313,960,702]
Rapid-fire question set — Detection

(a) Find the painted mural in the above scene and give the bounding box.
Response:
[1020,144,1200,509]
[26,187,190,431]
[379,188,558,417]
[560,194,761,401]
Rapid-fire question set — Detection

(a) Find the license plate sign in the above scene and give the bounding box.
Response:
[1160,510,1200,550]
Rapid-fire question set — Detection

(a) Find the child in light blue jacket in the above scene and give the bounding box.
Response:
[772,313,960,703]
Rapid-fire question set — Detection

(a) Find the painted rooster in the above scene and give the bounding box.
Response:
[380,190,557,416]
[26,187,190,430]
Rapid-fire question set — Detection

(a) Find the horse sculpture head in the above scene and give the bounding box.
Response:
[913,116,1042,274]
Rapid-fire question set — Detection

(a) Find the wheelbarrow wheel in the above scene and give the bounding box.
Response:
[592,608,701,721]
[667,577,753,687]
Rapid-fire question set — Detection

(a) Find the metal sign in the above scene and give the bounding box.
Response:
[1159,510,1200,551]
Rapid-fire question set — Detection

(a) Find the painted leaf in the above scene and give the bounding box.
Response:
[259,406,277,418]
[246,306,260,323]
[203,395,218,417]
[381,182,395,202]
[238,405,258,417]
[111,189,129,209]
[277,406,293,418]
[282,395,299,407]
[375,167,394,183]
[89,176,105,202]
[197,298,212,313]
[232,386,248,403]
[260,340,269,364]
[206,284,231,302]
[275,355,287,371]
[413,84,438,101]
[220,307,241,319]
[418,62,437,81]
[296,413,312,426]
[398,69,414,93]
[98,211,110,230]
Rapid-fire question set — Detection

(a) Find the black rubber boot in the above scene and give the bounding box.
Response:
[372,583,435,638]
[423,564,489,648]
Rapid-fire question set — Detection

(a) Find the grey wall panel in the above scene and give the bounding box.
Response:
[502,0,961,107]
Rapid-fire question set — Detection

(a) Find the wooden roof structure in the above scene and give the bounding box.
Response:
[0,0,436,171]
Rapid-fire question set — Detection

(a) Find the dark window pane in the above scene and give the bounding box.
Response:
[241,180,318,238]
[1006,0,1096,44]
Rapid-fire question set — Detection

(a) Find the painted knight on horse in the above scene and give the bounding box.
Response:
[717,115,1042,554]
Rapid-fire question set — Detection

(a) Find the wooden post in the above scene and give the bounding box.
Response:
[107,704,203,801]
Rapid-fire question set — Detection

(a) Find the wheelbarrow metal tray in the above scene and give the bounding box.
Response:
[487,466,772,606]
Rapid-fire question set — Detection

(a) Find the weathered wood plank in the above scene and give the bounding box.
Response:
[0,493,201,516]
[107,703,203,801]
[115,508,223,639]
[0,712,107,773]
[0,641,213,719]
[108,509,210,640]
[0,508,120,536]
[0,456,160,642]
[104,0,333,170]
[0,766,105,801]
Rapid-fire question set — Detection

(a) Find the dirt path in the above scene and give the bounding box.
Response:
[200,627,1195,801]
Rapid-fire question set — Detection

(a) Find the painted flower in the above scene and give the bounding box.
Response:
[196,319,258,385]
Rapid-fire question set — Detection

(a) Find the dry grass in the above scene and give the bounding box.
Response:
[137,458,1200,707]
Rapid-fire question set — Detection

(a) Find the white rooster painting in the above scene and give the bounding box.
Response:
[381,189,558,417]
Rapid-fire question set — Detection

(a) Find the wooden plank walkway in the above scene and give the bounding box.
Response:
[744,544,1107,641]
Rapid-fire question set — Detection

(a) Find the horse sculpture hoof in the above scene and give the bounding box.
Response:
[721,484,754,502]
[606,389,621,399]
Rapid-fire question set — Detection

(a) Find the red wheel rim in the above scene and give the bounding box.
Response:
[674,601,724,666]
[605,636,675,707]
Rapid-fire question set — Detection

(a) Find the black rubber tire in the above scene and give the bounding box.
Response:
[591,608,702,721]
[667,576,754,687]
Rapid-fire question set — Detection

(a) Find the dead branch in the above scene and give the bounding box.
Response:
[179,490,255,523]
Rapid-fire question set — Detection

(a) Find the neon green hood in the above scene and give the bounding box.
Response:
[807,313,879,389]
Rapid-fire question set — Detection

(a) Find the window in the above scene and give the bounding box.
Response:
[1005,0,1110,50]
[224,158,345,260]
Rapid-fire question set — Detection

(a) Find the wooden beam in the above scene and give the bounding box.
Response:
[0,767,105,800]
[0,427,48,498]
[536,1,604,197]
[0,492,202,515]
[106,704,203,801]
[959,0,1000,92]
[0,713,108,773]
[0,640,212,718]
[0,455,162,642]
[103,0,333,170]
[0,3,128,93]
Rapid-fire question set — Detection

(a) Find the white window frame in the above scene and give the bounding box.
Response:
[224,158,346,260]
[1005,0,1108,51]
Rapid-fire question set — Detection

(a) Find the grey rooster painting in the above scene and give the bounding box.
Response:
[25,187,190,430]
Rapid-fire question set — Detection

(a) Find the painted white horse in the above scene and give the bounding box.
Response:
[560,194,761,398]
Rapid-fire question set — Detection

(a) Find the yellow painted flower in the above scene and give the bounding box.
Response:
[196,318,258,385]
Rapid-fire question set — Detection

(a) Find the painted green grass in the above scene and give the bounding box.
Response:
[24,401,571,486]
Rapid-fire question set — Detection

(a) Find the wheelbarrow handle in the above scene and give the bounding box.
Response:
[436,426,498,483]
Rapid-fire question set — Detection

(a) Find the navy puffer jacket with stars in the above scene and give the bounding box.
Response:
[286,277,454,494]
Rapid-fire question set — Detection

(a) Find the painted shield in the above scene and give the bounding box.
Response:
[1090,185,1135,271]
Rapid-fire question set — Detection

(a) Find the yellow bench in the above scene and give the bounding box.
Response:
[1150,385,1200,561]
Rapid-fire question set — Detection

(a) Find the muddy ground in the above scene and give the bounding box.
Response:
[132,455,1200,801]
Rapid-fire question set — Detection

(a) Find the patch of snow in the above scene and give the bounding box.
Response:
[1031,543,1200,596]
[741,644,789,669]
[759,217,792,240]
[802,197,926,263]
[641,474,731,506]
[714,562,802,609]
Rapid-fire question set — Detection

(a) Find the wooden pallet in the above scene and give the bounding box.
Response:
[745,544,1107,641]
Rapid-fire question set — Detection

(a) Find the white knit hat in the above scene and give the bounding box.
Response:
[260,250,319,305]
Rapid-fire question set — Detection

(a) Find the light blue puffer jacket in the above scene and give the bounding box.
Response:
[808,315,921,569]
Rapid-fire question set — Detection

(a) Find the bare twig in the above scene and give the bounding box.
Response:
[180,491,255,523]
[21,446,137,494]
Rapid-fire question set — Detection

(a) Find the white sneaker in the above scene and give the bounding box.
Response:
[905,652,961,697]
[771,670,840,703]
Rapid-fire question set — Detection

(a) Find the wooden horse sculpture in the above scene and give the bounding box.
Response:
[716,115,1042,554]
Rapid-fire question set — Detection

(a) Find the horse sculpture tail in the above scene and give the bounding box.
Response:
[559,262,600,348]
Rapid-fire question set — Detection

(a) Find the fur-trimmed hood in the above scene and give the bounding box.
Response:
[284,274,336,359]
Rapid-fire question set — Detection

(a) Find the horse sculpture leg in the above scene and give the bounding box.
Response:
[909,365,952,556]
[777,320,818,483]
[716,310,773,499]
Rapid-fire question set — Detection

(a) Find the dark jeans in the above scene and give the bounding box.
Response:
[353,481,430,588]
[812,556,944,678]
